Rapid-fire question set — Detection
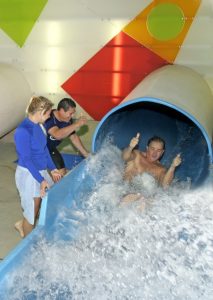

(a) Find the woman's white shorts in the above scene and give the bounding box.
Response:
[15,166,54,225]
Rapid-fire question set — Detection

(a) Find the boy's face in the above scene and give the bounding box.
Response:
[146,141,164,162]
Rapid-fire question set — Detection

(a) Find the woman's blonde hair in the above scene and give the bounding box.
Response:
[26,96,54,115]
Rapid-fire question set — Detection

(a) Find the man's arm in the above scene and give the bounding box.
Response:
[48,124,77,140]
[47,116,87,140]
[70,133,89,158]
[122,133,140,161]
[160,154,182,188]
[122,146,135,161]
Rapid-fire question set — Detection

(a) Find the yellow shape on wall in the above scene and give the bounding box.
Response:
[123,0,201,63]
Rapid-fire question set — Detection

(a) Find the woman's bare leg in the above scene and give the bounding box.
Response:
[14,219,24,238]
[22,218,33,237]
[22,197,41,237]
[34,197,41,219]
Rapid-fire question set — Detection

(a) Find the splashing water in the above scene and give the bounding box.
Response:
[2,145,213,299]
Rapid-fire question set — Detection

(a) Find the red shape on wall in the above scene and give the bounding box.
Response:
[62,31,169,120]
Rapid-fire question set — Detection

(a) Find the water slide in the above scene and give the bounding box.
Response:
[0,65,213,297]
[93,65,213,187]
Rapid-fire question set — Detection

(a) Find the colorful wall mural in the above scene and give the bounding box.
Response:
[0,0,212,128]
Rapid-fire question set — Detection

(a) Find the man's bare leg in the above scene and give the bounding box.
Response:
[120,193,146,212]
[14,219,24,238]
[137,200,146,212]
[121,193,143,204]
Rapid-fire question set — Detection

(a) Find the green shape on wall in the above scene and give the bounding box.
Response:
[0,0,48,47]
[147,3,185,41]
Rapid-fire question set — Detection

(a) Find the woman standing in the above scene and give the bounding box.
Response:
[14,96,61,237]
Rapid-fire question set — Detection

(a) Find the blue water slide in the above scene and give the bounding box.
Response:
[0,160,95,298]
[92,97,212,187]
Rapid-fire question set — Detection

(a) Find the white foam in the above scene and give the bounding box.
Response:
[3,144,213,300]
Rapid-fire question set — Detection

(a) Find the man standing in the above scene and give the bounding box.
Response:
[44,98,89,176]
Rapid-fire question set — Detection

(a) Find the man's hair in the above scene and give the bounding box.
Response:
[147,136,165,150]
[57,98,76,112]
